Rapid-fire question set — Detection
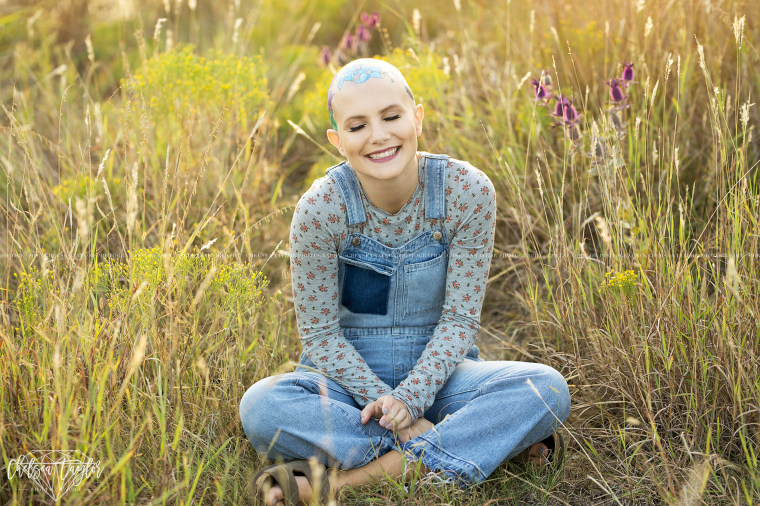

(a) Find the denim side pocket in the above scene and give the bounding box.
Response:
[341,262,391,315]
[402,252,447,317]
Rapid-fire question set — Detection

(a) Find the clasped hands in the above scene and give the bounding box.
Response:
[360,395,412,432]
[360,395,435,444]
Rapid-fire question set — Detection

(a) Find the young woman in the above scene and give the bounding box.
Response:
[239,58,570,505]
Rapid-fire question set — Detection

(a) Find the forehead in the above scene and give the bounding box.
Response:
[330,77,412,119]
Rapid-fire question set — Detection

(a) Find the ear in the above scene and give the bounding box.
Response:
[326,129,345,156]
[414,104,424,136]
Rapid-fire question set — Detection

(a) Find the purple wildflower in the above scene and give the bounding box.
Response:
[320,46,332,66]
[553,97,567,119]
[622,62,634,83]
[553,96,579,125]
[550,95,583,142]
[531,79,550,101]
[342,34,355,51]
[563,99,579,123]
[606,78,626,103]
[356,24,371,42]
[361,12,381,28]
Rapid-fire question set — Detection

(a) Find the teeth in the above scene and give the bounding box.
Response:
[368,147,398,159]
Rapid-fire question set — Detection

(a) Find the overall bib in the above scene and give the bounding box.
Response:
[239,155,571,487]
[297,153,481,388]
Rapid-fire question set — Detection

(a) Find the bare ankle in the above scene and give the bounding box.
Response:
[330,468,347,493]
[403,458,432,480]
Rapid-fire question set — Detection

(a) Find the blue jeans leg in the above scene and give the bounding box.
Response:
[400,359,571,488]
[239,371,398,469]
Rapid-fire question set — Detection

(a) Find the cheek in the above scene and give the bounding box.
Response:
[344,138,357,151]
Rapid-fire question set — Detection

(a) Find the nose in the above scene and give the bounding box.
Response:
[368,120,391,143]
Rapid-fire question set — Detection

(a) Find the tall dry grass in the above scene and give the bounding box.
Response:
[1,0,758,504]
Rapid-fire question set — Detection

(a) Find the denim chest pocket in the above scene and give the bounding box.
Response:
[339,256,394,315]
[402,250,448,317]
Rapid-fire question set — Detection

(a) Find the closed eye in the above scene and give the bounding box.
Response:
[347,114,400,132]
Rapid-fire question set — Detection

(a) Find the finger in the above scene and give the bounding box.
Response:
[396,408,413,429]
[378,398,395,427]
[360,402,379,424]
[384,407,406,430]
[380,404,399,427]
[383,405,401,425]
[396,414,412,431]
[393,409,408,429]
[381,397,393,416]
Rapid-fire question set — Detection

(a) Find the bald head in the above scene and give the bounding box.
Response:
[327,58,415,129]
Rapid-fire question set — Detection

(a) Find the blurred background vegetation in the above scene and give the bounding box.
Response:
[1,0,758,503]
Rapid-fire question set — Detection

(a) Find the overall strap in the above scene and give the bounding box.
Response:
[422,153,449,220]
[326,162,367,226]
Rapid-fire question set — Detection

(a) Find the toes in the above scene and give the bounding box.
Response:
[266,486,283,506]
[527,442,550,465]
[259,481,282,506]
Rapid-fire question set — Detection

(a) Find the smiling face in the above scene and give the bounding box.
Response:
[326,59,424,192]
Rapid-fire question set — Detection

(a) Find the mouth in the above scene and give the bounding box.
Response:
[365,146,400,162]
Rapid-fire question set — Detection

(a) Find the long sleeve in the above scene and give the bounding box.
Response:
[390,164,496,422]
[289,178,393,406]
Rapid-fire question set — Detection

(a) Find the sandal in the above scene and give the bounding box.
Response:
[540,431,565,469]
[252,459,331,505]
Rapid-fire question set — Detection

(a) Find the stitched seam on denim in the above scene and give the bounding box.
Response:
[402,305,443,318]
[341,327,438,338]
[422,154,447,220]
[338,254,396,275]
[433,387,479,400]
[402,438,484,487]
[407,433,486,482]
[329,163,365,226]
[473,370,554,398]
[343,166,366,225]
[403,252,446,273]
[343,230,444,259]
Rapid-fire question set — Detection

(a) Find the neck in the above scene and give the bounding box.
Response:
[356,154,420,214]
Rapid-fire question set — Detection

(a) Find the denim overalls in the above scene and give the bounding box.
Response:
[239,154,571,487]
[296,153,480,388]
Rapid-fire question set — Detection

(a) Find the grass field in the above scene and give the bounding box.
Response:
[1,0,759,504]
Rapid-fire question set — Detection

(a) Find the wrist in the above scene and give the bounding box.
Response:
[391,391,418,424]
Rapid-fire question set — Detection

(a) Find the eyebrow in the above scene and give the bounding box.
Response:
[342,104,403,124]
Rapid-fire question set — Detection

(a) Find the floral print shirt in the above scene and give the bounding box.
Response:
[289,156,496,422]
